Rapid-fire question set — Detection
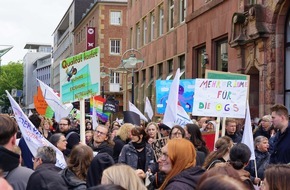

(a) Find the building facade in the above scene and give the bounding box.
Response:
[73,0,127,116]
[23,43,52,110]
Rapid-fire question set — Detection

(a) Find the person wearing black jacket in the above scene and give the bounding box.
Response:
[26,146,67,190]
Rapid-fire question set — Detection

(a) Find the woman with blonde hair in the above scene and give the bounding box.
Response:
[145,122,161,144]
[101,164,146,190]
[158,138,205,190]
[60,144,94,189]
[113,123,134,163]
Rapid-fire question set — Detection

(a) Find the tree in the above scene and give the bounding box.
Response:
[0,61,23,112]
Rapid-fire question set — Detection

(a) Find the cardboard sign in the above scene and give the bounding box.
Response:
[151,137,169,161]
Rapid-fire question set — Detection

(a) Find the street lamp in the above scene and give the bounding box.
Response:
[121,49,144,104]
[0,45,13,74]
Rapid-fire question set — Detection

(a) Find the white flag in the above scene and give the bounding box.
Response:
[37,79,73,122]
[163,69,181,128]
[6,91,67,169]
[128,101,148,122]
[144,97,154,120]
[242,100,255,160]
[175,105,193,127]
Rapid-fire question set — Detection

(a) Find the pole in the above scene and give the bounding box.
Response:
[131,69,134,103]
[101,82,104,98]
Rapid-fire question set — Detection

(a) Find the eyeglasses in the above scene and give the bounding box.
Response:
[59,123,68,126]
[160,152,169,160]
[32,157,40,163]
[95,130,107,136]
[171,132,182,137]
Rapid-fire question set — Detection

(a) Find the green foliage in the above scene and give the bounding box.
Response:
[0,61,23,110]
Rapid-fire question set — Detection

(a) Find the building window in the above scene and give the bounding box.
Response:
[110,39,121,55]
[166,59,174,80]
[249,0,256,5]
[180,0,186,23]
[110,11,121,25]
[158,63,163,79]
[168,0,174,30]
[195,47,206,78]
[130,27,133,48]
[285,13,290,110]
[215,39,228,72]
[150,12,155,41]
[110,71,120,84]
[143,18,147,45]
[159,6,164,36]
[136,23,141,48]
[179,54,185,79]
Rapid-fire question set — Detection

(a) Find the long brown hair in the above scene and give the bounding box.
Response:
[160,138,196,189]
[264,164,290,190]
[67,144,93,181]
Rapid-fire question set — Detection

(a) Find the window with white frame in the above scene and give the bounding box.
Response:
[110,39,121,55]
[143,18,147,45]
[180,0,186,23]
[110,11,121,25]
[169,0,174,30]
[136,23,141,48]
[150,12,155,41]
[110,71,120,84]
[159,6,164,36]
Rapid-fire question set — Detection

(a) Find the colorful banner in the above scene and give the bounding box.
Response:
[192,79,248,118]
[90,96,110,122]
[156,79,195,114]
[60,47,100,103]
[87,27,95,50]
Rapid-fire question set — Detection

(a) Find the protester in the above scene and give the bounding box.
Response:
[18,113,42,169]
[228,143,256,190]
[101,164,147,190]
[60,144,93,189]
[145,122,161,144]
[197,175,246,190]
[113,123,134,163]
[59,117,80,156]
[49,133,67,156]
[197,117,209,131]
[0,114,34,190]
[89,125,113,156]
[159,123,171,137]
[26,146,67,190]
[85,121,93,131]
[85,130,94,145]
[203,136,233,170]
[269,104,290,164]
[118,126,157,179]
[262,164,290,190]
[40,117,53,139]
[158,138,205,190]
[86,153,114,188]
[225,118,242,143]
[184,123,209,156]
[169,125,185,139]
[246,136,270,180]
[253,115,272,139]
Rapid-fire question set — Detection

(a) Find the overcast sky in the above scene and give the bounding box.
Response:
[0,0,73,65]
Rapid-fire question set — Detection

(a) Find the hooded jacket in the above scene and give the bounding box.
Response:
[0,146,34,190]
[164,166,205,190]
[60,168,86,190]
[86,153,114,187]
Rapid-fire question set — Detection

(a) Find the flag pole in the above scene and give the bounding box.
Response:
[79,99,85,144]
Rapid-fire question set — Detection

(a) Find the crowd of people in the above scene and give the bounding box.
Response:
[1,103,290,189]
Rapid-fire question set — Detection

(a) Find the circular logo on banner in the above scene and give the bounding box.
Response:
[88,28,94,34]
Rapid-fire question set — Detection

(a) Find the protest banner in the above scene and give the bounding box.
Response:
[192,79,248,118]
[151,137,169,161]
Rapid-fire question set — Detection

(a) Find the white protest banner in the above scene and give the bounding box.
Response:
[6,91,67,169]
[192,79,248,118]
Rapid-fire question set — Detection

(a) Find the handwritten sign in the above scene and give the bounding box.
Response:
[151,137,169,160]
[192,79,248,118]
